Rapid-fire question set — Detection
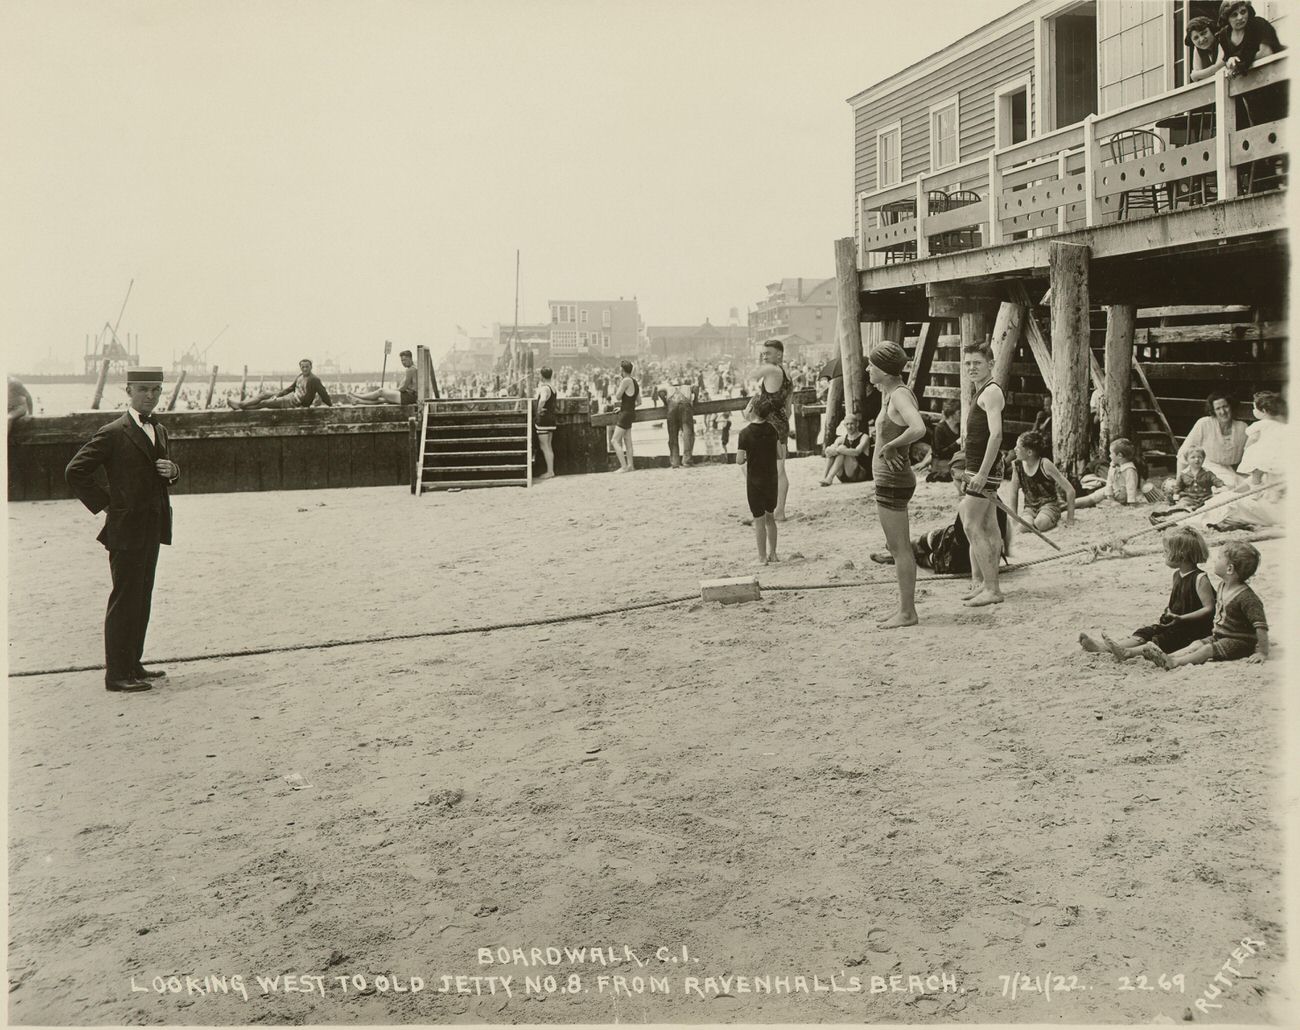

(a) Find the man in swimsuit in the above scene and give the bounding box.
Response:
[229,359,333,409]
[534,366,558,480]
[956,342,1006,607]
[756,339,793,520]
[348,349,417,405]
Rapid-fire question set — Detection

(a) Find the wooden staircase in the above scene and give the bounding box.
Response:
[416,398,531,493]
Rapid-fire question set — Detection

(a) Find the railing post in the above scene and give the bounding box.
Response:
[915,174,930,259]
[1083,113,1100,227]
[1057,150,1070,232]
[1215,68,1239,201]
[987,151,1004,246]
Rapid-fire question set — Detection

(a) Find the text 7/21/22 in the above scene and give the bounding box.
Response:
[999,972,1186,1000]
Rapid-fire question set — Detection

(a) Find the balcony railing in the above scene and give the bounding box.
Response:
[857,53,1287,268]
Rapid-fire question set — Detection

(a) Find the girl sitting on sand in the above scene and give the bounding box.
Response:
[1080,526,1215,661]
[1008,430,1075,532]
[1075,437,1142,508]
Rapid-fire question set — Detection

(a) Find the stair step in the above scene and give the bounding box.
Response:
[426,434,528,445]
[420,478,528,491]
[422,463,528,474]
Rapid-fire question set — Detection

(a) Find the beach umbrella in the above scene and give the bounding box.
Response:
[820,356,842,380]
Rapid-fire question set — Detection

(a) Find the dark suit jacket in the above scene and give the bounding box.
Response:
[66,413,181,550]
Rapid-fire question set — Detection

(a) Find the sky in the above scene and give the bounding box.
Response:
[2,0,1005,373]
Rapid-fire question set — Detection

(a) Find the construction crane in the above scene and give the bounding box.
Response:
[173,324,230,375]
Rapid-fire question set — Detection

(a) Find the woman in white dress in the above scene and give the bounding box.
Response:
[1177,391,1250,487]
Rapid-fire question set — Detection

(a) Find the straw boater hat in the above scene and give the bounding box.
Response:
[126,366,164,384]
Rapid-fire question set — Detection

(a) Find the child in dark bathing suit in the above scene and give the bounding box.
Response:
[1079,526,1215,660]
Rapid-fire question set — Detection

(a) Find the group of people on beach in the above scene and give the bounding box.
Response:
[721,331,1280,670]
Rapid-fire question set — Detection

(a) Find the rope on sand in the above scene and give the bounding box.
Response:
[8,482,1283,679]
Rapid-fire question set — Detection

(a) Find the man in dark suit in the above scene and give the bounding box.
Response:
[66,366,181,692]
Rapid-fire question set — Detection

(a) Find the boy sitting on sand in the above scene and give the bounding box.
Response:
[1134,541,1269,669]
[737,396,780,564]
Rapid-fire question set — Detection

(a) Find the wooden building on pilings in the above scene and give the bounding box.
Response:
[837,3,1288,478]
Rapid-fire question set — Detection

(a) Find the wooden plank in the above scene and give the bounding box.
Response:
[1011,283,1055,387]
[1137,305,1252,319]
[999,171,1086,218]
[1141,362,1287,380]
[906,322,942,395]
[1229,120,1288,167]
[1093,139,1218,199]
[327,432,352,488]
[1138,320,1285,345]
[1131,357,1176,446]
[858,192,1285,293]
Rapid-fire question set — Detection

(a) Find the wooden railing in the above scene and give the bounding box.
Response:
[858,53,1287,267]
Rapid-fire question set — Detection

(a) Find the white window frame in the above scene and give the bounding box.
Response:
[928,94,961,171]
[580,309,588,324]
[993,75,1033,148]
[875,120,902,188]
[602,308,611,327]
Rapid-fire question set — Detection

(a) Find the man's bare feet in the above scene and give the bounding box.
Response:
[1100,632,1132,662]
[537,472,555,480]
[879,610,919,629]
[1136,643,1173,670]
[963,590,1004,607]
[767,554,780,563]
[1079,632,1105,652]
[960,582,984,601]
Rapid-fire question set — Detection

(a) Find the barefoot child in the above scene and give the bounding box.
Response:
[1075,437,1143,508]
[1080,526,1215,659]
[1150,446,1225,520]
[1009,430,1076,532]
[1136,541,1269,669]
[819,413,869,486]
[737,397,779,564]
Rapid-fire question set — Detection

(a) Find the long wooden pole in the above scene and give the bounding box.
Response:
[240,365,248,400]
[1050,242,1092,477]
[1102,304,1136,454]
[989,301,1027,392]
[165,370,187,413]
[205,365,219,408]
[90,359,110,409]
[833,236,864,418]
[958,305,990,435]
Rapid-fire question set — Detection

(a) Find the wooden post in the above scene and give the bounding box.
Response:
[834,236,865,419]
[205,365,219,408]
[164,370,187,413]
[1083,113,1101,227]
[958,305,990,435]
[880,319,904,344]
[989,302,1027,392]
[987,151,1005,246]
[90,359,110,409]
[1049,242,1092,476]
[1102,304,1136,453]
[906,321,941,398]
[240,364,248,400]
[1214,67,1239,201]
[915,175,930,259]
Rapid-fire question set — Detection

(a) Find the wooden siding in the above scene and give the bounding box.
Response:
[854,22,1036,200]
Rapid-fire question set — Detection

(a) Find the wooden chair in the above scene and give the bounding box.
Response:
[938,189,982,252]
[1102,129,1172,220]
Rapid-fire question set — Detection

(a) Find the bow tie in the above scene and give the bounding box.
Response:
[139,413,156,426]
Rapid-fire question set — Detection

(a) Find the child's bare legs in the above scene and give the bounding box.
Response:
[877,504,918,628]
[821,447,839,484]
[1080,630,1141,653]
[1136,639,1213,670]
[1074,488,1108,509]
[1099,631,1146,661]
[765,514,778,562]
[753,516,767,562]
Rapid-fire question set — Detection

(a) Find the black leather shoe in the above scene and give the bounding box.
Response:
[106,678,151,692]
[133,667,167,679]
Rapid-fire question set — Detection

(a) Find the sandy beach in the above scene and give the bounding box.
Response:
[6,457,1290,1025]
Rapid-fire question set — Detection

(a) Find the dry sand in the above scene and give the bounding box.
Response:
[6,457,1291,1025]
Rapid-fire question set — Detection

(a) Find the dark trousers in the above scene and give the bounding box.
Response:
[666,400,695,466]
[105,542,160,680]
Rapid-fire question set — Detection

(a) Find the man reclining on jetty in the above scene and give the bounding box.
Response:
[229,359,333,409]
[348,350,417,406]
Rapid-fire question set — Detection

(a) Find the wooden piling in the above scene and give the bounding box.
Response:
[958,306,990,436]
[165,370,187,413]
[90,359,110,410]
[1050,242,1092,476]
[204,365,219,408]
[834,236,865,418]
[989,302,1027,392]
[240,365,248,400]
[1102,305,1136,453]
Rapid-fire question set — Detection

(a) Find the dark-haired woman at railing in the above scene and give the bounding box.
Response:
[1217,0,1284,77]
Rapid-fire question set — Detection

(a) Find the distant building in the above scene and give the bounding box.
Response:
[645,319,750,361]
[493,322,552,364]
[748,278,837,355]
[439,334,498,376]
[548,298,641,359]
